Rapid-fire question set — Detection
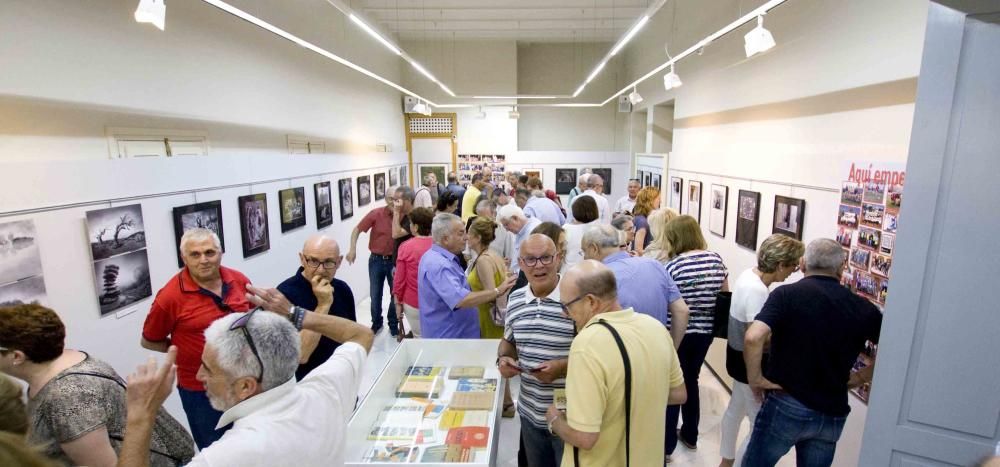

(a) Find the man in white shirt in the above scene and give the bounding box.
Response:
[615,178,641,215]
[567,172,591,207]
[116,285,374,467]
[414,173,438,208]
[569,174,611,224]
[498,204,543,275]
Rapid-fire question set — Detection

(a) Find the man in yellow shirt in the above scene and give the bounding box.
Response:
[461,173,485,223]
[547,260,687,467]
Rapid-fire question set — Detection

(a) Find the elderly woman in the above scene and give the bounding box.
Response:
[718,234,804,467]
[642,207,681,263]
[0,304,194,467]
[393,207,436,340]
[631,187,661,255]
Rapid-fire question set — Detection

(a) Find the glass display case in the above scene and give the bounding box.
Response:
[344,339,505,466]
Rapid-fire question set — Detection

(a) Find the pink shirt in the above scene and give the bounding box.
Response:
[393,236,434,308]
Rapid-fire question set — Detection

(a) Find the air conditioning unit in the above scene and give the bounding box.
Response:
[618,95,632,113]
[403,96,419,113]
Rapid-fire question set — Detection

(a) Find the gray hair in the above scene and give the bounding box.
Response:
[204,311,300,391]
[804,239,846,275]
[587,174,604,188]
[497,203,525,223]
[611,214,634,231]
[431,213,462,243]
[180,228,221,254]
[395,185,415,202]
[577,173,591,184]
[423,174,436,186]
[581,224,620,250]
[475,198,495,216]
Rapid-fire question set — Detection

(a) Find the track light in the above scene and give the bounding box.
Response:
[134,0,166,30]
[476,106,487,119]
[349,14,402,56]
[744,15,776,57]
[628,87,643,105]
[663,63,682,90]
[410,61,437,83]
[438,83,456,97]
[585,62,606,84]
[412,99,427,114]
[509,106,520,120]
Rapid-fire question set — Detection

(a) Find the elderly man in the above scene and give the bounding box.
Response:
[523,179,566,226]
[476,198,514,262]
[346,186,413,336]
[117,286,374,467]
[445,172,466,215]
[546,260,686,467]
[493,187,515,209]
[141,228,251,449]
[498,234,575,467]
[414,173,438,208]
[741,240,882,467]
[569,174,611,224]
[498,204,543,275]
[582,225,689,348]
[277,234,356,380]
[615,179,641,215]
[462,173,486,223]
[418,213,517,338]
[566,171,590,207]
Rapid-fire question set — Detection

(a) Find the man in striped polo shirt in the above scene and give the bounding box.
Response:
[498,234,575,467]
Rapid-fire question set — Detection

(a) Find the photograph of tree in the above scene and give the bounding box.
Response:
[86,204,152,315]
[279,187,306,233]
[0,219,47,307]
[172,200,225,268]
[86,204,146,262]
[314,181,333,229]
[238,193,270,258]
[93,249,151,315]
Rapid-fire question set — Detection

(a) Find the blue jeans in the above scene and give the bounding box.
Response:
[177,387,231,450]
[742,392,846,467]
[665,332,714,454]
[368,255,398,331]
[520,416,564,467]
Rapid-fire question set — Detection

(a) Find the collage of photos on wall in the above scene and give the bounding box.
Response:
[836,161,905,403]
[457,154,506,186]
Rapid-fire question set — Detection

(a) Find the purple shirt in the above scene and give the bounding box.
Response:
[418,244,481,338]
[602,251,682,326]
[523,196,566,226]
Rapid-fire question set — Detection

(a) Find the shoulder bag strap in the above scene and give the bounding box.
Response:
[574,319,632,467]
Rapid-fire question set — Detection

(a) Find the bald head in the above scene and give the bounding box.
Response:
[522,234,556,256]
[564,260,617,301]
[300,234,342,280]
[520,234,560,291]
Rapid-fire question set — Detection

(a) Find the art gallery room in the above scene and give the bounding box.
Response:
[0,0,998,466]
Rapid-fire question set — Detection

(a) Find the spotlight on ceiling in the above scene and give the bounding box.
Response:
[663,63,682,91]
[475,106,487,119]
[509,106,520,120]
[744,14,776,58]
[628,87,643,105]
[411,99,427,115]
[134,0,166,30]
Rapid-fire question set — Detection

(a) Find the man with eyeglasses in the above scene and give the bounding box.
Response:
[497,234,575,467]
[141,228,252,450]
[116,285,374,467]
[277,234,355,380]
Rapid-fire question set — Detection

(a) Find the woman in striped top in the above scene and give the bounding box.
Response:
[662,215,730,462]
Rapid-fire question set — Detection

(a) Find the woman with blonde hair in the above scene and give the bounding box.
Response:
[466,217,509,339]
[642,207,680,263]
[631,187,660,255]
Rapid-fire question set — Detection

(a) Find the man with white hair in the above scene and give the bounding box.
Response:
[615,178,641,215]
[742,239,882,466]
[141,228,252,449]
[116,285,374,467]
[414,172,438,208]
[567,172,590,207]
[418,213,517,338]
[498,204,543,275]
[277,234,356,380]
[569,174,611,224]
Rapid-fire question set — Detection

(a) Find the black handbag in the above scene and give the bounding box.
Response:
[712,291,733,339]
[574,319,632,467]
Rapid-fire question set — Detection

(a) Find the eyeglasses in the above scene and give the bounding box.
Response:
[304,255,342,270]
[519,255,555,267]
[558,295,587,313]
[229,309,264,382]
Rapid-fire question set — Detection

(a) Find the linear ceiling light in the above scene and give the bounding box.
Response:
[348,13,401,55]
[573,84,587,98]
[585,62,606,84]
[410,61,438,83]
[610,15,650,56]
[744,14,776,57]
[471,96,559,99]
[134,0,166,30]
[438,83,456,97]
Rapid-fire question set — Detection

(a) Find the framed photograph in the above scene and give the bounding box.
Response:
[555,168,577,195]
[836,226,854,249]
[886,184,903,212]
[850,247,872,270]
[709,184,729,237]
[314,182,333,229]
[389,167,399,187]
[0,220,47,307]
[880,232,895,255]
[93,249,151,315]
[238,193,270,257]
[669,177,683,212]
[592,168,612,193]
[172,201,224,268]
[374,173,386,201]
[357,175,372,207]
[652,174,661,190]
[525,170,542,182]
[400,165,408,186]
[687,181,703,223]
[861,203,885,229]
[338,178,354,220]
[0,275,47,308]
[855,270,879,300]
[838,204,861,229]
[279,187,306,233]
[858,226,881,251]
[86,204,146,262]
[841,181,863,206]
[772,195,805,240]
[871,254,892,278]
[863,181,886,204]
[417,165,446,189]
[883,212,898,233]
[736,190,761,250]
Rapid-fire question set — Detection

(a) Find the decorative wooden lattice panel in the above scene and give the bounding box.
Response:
[409,117,453,134]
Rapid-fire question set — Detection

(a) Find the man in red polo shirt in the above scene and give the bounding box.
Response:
[141,228,252,450]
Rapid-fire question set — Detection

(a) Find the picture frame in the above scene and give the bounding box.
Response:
[687,180,703,224]
[389,167,399,187]
[652,174,661,190]
[86,204,147,262]
[861,203,885,229]
[669,177,683,212]
[314,181,333,229]
[400,165,408,187]
[374,173,386,201]
[735,190,761,250]
[772,195,806,240]
[525,170,542,182]
[841,181,863,206]
[172,200,225,268]
[591,168,612,194]
[417,165,446,190]
[555,168,577,195]
[85,206,151,315]
[838,204,862,229]
[338,178,354,220]
[709,184,729,237]
[357,175,372,207]
[238,193,270,257]
[279,187,306,233]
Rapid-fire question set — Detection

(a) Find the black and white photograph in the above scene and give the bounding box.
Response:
[339,178,354,220]
[86,204,146,262]
[238,193,270,257]
[93,249,151,315]
[687,180,702,223]
[399,166,407,186]
[0,275,48,307]
[389,167,399,187]
[772,195,806,240]
[652,174,661,190]
[880,232,895,255]
[861,203,885,229]
[0,219,44,286]
[314,181,333,229]
[736,190,761,250]
[357,175,372,207]
[709,184,729,237]
[374,172,386,201]
[172,201,225,268]
[592,168,612,193]
[555,168,577,195]
[279,187,306,233]
[670,177,683,212]
[841,181,863,206]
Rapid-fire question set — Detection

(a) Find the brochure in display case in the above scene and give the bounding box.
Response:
[344,339,505,466]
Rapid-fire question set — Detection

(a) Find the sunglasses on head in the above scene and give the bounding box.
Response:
[229,309,264,382]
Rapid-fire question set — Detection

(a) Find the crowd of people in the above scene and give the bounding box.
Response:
[0,167,889,467]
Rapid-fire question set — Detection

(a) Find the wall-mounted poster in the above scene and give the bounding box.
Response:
[772,195,805,240]
[418,165,447,191]
[374,173,386,201]
[172,201,225,268]
[389,167,399,187]
[686,181,703,223]
[238,193,270,257]
[0,219,48,307]
[314,182,333,229]
[339,178,354,220]
[709,184,729,237]
[86,204,151,315]
[555,168,577,195]
[524,170,542,182]
[735,190,761,250]
[357,175,372,207]
[669,177,683,212]
[591,168,612,194]
[279,187,306,233]
[459,155,507,187]
[863,181,886,204]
